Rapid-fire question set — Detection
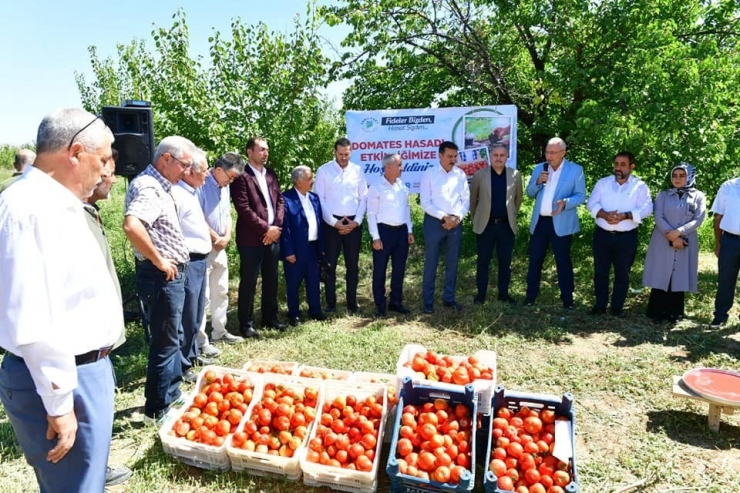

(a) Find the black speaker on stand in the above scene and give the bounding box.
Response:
[102,101,155,178]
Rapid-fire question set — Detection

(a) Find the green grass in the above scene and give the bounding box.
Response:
[0,178,739,493]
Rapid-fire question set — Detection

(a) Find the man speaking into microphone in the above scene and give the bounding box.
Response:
[524,137,586,309]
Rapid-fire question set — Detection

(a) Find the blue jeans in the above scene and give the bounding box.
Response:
[526,216,574,304]
[475,220,515,300]
[0,354,114,493]
[422,214,462,308]
[136,259,186,417]
[713,232,740,322]
[180,256,207,373]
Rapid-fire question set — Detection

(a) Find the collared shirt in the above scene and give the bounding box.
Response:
[0,167,123,416]
[711,177,740,235]
[490,168,508,219]
[249,163,275,225]
[366,176,413,240]
[314,160,368,226]
[296,188,319,241]
[587,174,653,231]
[539,163,564,216]
[198,172,231,236]
[420,163,470,219]
[173,181,212,254]
[124,164,189,264]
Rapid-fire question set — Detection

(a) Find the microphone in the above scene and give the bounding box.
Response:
[542,162,548,186]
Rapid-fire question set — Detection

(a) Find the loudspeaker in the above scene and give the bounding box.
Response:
[102,105,155,177]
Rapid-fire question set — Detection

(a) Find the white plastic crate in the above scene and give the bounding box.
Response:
[158,366,262,470]
[299,379,388,493]
[296,364,354,381]
[352,371,399,443]
[396,344,497,415]
[242,359,298,375]
[226,373,323,479]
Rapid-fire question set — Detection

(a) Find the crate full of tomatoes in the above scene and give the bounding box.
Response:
[159,366,262,471]
[483,386,578,493]
[297,364,354,381]
[299,379,389,493]
[352,371,400,443]
[243,360,298,375]
[386,377,478,493]
[226,373,322,480]
[396,344,497,415]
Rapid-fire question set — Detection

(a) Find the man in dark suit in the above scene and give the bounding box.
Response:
[280,166,327,326]
[231,137,285,338]
[470,144,523,304]
[524,137,586,308]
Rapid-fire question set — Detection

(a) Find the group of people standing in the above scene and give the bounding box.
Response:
[2,108,740,493]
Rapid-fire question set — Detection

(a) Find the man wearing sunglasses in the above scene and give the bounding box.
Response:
[123,136,195,422]
[0,109,122,492]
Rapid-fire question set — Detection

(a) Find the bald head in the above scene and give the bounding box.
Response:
[14,149,36,172]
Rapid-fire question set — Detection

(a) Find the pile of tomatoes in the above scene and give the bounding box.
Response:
[457,160,488,176]
[298,367,351,380]
[169,370,254,447]
[305,392,385,472]
[488,405,573,493]
[393,398,474,485]
[230,382,320,458]
[245,362,295,375]
[404,351,494,386]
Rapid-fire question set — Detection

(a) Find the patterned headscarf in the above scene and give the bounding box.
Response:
[671,162,696,192]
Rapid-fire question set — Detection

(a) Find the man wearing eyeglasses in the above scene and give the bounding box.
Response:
[123,136,195,422]
[524,137,586,309]
[0,109,123,492]
[195,152,246,352]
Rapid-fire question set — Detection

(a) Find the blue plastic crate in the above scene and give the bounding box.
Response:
[386,377,477,493]
[483,386,578,493]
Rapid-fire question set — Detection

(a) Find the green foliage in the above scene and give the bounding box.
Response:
[321,0,740,196]
[75,7,340,185]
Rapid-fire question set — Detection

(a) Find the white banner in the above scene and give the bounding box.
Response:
[345,105,517,192]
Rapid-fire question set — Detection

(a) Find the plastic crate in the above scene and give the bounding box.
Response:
[243,360,298,375]
[386,377,477,493]
[299,380,388,493]
[352,371,400,443]
[297,364,354,381]
[226,373,323,480]
[396,344,497,414]
[158,366,262,471]
[483,386,578,493]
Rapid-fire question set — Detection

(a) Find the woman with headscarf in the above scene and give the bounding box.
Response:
[642,162,706,322]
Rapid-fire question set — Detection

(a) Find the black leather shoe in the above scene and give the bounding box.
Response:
[563,302,575,310]
[590,307,607,315]
[289,316,301,327]
[183,369,198,383]
[347,304,361,314]
[473,296,485,305]
[611,309,625,318]
[443,301,463,311]
[309,312,327,321]
[374,306,386,317]
[239,325,260,339]
[326,306,336,313]
[263,319,286,331]
[497,295,517,305]
[388,304,411,314]
[423,305,434,314]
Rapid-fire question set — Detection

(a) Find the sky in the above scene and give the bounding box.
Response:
[0,0,348,145]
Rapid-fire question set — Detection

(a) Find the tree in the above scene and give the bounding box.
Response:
[321,0,740,193]
[75,7,341,183]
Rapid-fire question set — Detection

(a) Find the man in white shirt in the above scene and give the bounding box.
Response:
[586,151,652,317]
[420,141,470,313]
[314,137,368,313]
[197,152,246,350]
[280,166,328,326]
[367,153,415,316]
[172,149,214,383]
[0,108,123,492]
[524,137,586,308]
[710,177,740,327]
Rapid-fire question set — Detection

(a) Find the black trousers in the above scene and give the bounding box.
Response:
[323,221,362,309]
[647,285,685,321]
[237,243,280,326]
[592,227,638,312]
[372,224,409,308]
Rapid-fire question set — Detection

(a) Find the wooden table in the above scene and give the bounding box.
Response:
[673,376,739,432]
